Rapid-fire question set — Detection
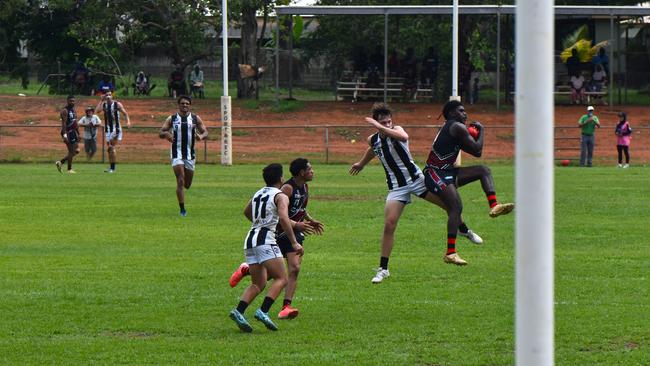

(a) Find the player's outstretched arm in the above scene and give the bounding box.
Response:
[159,116,173,142]
[276,194,303,256]
[194,115,209,141]
[452,121,483,157]
[350,137,375,175]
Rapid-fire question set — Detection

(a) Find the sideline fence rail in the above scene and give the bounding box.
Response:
[1,124,648,165]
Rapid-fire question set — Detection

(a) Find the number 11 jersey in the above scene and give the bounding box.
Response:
[244,186,282,249]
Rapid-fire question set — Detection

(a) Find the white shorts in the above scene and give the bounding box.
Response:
[245,244,283,265]
[386,175,427,204]
[106,130,123,142]
[172,158,195,171]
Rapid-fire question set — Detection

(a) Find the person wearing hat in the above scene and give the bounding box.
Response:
[578,105,601,167]
[78,106,102,161]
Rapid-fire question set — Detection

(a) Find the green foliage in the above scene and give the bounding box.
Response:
[0,164,648,365]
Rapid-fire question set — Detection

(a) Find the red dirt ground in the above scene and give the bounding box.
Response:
[1,95,648,164]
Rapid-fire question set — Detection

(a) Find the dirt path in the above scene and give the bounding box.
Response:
[1,95,648,164]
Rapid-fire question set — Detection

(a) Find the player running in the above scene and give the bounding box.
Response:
[95,92,131,173]
[350,103,483,283]
[229,158,323,319]
[159,95,208,217]
[55,95,80,174]
[229,163,304,333]
[422,100,514,265]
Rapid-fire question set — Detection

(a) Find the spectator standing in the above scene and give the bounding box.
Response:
[566,48,581,78]
[578,105,600,167]
[77,106,102,161]
[189,64,205,99]
[615,111,632,168]
[168,67,186,98]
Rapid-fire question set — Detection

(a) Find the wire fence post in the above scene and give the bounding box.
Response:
[324,126,329,164]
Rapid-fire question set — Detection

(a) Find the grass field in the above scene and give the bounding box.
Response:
[0,163,648,365]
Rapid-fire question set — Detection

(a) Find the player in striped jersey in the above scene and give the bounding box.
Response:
[229,164,304,333]
[95,92,131,173]
[55,95,80,174]
[229,158,323,320]
[350,103,483,282]
[423,100,514,265]
[159,96,208,217]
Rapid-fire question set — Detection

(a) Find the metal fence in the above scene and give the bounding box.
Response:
[1,124,648,165]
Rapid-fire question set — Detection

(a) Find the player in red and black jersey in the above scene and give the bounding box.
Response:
[423,100,514,265]
[55,95,80,173]
[229,158,323,320]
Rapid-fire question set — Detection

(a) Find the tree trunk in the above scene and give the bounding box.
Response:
[238,3,258,99]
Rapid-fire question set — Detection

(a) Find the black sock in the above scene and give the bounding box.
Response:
[179,203,185,212]
[260,296,275,313]
[283,299,292,307]
[459,223,469,234]
[236,300,248,314]
[110,163,115,170]
[380,256,389,270]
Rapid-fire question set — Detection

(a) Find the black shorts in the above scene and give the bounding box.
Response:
[423,166,458,195]
[276,229,305,257]
[67,131,79,145]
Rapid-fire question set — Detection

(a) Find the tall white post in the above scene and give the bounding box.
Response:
[515,1,554,366]
[451,0,459,100]
[221,0,232,165]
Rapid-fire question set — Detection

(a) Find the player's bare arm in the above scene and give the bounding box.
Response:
[117,102,131,128]
[94,96,104,114]
[451,121,483,157]
[158,116,174,142]
[243,200,253,222]
[365,117,409,141]
[349,140,375,175]
[59,109,68,142]
[276,194,304,256]
[194,115,209,141]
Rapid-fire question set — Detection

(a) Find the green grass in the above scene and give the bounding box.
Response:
[0,164,648,365]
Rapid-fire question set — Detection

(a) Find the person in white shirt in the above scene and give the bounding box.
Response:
[570,73,585,105]
[77,106,102,160]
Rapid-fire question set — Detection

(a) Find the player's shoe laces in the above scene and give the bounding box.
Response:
[254,309,278,331]
[229,309,253,333]
[229,262,249,288]
[443,253,468,266]
[459,229,483,244]
[277,305,299,319]
[55,161,62,173]
[489,203,514,218]
[371,268,390,284]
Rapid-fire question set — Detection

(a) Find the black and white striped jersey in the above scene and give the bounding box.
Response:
[370,132,422,190]
[103,101,121,134]
[170,113,197,160]
[244,186,282,249]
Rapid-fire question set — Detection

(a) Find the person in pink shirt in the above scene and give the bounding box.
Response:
[615,111,632,168]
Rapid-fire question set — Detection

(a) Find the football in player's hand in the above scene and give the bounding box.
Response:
[468,125,480,139]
